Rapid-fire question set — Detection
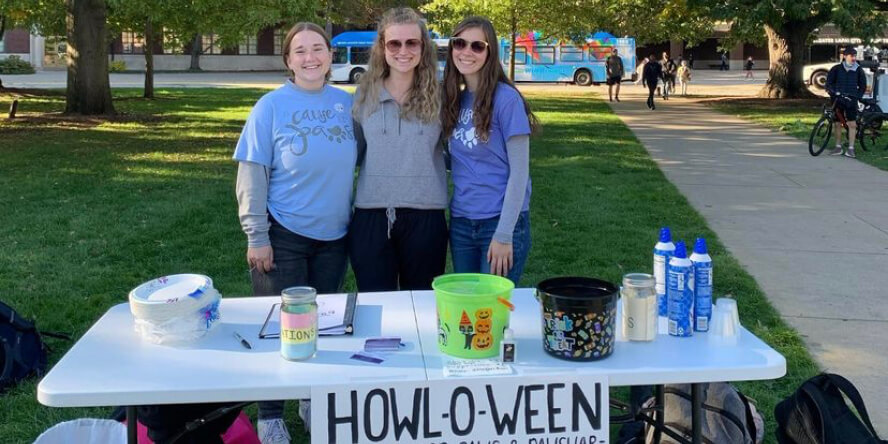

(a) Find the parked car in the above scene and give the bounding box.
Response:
[804,60,875,96]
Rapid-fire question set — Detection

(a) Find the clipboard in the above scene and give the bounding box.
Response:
[259,292,357,338]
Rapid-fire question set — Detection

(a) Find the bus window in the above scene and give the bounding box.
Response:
[535,47,555,65]
[560,47,583,62]
[437,47,448,63]
[333,48,348,64]
[504,46,527,65]
[351,47,370,65]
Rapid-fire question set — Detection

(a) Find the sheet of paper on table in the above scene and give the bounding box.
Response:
[443,359,514,377]
[259,293,356,338]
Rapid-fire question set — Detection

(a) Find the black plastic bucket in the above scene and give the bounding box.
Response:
[536,277,618,361]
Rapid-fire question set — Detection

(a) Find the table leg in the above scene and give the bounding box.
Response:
[653,385,664,444]
[126,406,137,444]
[691,383,703,444]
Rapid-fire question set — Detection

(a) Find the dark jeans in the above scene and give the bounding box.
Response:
[450,211,531,286]
[647,83,658,109]
[252,218,348,420]
[138,403,241,444]
[348,208,448,292]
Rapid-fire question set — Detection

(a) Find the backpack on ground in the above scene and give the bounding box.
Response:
[624,382,764,444]
[775,373,887,444]
[0,300,69,392]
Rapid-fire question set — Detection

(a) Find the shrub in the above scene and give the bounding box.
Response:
[0,56,36,74]
[109,60,127,72]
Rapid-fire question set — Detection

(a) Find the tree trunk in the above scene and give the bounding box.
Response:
[189,33,202,71]
[509,4,517,81]
[759,23,816,99]
[143,18,154,99]
[65,0,115,114]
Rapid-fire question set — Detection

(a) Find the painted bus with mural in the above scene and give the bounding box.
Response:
[330,30,636,86]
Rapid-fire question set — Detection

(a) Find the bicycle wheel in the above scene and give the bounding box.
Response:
[809,116,833,156]
[858,115,882,152]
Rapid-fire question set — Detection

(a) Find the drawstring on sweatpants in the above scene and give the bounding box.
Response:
[385,207,397,239]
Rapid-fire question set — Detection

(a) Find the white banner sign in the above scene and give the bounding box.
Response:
[310,374,609,444]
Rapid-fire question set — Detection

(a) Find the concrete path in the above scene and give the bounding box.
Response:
[610,89,888,434]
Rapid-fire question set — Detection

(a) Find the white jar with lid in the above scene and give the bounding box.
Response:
[621,273,657,341]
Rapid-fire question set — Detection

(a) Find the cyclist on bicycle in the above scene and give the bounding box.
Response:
[825,47,868,158]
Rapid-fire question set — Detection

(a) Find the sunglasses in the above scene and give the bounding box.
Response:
[451,38,489,54]
[385,39,421,52]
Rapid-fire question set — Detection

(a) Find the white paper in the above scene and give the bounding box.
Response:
[442,358,513,377]
[317,293,348,331]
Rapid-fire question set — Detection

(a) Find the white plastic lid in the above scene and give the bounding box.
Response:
[503,328,514,340]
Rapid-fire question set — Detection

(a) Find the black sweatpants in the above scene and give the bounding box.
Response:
[349,208,448,292]
[647,82,658,109]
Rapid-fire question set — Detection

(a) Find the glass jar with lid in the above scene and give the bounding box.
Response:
[280,286,318,360]
[621,273,657,341]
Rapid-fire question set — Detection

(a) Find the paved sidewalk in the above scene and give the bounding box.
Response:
[610,89,888,434]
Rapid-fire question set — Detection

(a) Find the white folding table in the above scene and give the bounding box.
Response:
[38,289,786,444]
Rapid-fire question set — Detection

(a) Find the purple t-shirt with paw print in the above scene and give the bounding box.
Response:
[449,83,532,219]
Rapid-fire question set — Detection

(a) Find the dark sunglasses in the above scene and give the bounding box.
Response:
[385,39,421,52]
[451,38,489,54]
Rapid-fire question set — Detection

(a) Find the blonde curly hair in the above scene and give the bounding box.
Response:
[352,7,440,123]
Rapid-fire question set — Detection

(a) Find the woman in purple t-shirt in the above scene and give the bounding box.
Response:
[441,16,540,285]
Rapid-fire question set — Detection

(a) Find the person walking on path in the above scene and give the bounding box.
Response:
[441,16,540,284]
[677,60,691,96]
[636,57,648,87]
[825,47,868,158]
[661,52,677,100]
[688,52,694,68]
[643,53,662,110]
[606,48,625,102]
[349,7,448,292]
[744,56,755,80]
[720,52,728,71]
[233,22,357,444]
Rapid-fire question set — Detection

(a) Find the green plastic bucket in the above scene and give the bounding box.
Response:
[432,273,515,359]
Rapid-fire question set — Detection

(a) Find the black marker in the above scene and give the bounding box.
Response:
[233,331,252,350]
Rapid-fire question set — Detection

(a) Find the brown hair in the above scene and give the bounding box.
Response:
[441,16,539,142]
[281,22,332,81]
[352,7,440,123]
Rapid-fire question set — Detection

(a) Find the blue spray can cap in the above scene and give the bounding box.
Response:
[673,241,687,259]
[694,237,708,254]
[659,227,672,243]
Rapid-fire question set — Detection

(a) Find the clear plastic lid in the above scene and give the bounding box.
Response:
[281,286,317,304]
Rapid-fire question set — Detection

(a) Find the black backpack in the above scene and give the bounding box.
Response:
[0,300,68,392]
[775,373,887,444]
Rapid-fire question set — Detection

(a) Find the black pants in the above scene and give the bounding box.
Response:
[647,83,658,109]
[138,403,241,444]
[349,208,448,292]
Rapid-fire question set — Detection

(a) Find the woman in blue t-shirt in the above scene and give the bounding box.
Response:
[232,22,357,441]
[441,16,540,285]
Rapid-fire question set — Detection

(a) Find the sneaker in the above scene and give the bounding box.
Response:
[828,147,844,156]
[258,418,291,444]
[298,400,311,432]
[615,96,620,102]
[843,150,857,158]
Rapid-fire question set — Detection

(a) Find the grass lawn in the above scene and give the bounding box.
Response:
[0,87,818,443]
[707,97,888,171]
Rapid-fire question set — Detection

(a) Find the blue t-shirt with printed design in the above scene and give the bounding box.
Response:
[233,81,356,241]
[449,83,532,219]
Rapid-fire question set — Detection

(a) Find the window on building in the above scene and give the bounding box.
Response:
[239,34,257,55]
[202,34,221,55]
[560,46,583,62]
[535,47,555,65]
[274,28,286,55]
[121,31,144,54]
[351,47,370,65]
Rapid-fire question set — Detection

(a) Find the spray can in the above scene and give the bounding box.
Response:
[690,237,713,332]
[653,227,676,331]
[667,240,694,337]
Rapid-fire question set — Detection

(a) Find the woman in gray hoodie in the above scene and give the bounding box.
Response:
[349,7,448,291]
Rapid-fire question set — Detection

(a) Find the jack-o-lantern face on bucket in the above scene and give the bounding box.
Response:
[475,318,492,334]
[472,333,493,350]
[475,308,493,320]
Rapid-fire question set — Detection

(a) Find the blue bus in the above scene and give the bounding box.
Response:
[501,31,636,85]
[330,30,636,86]
[330,31,448,83]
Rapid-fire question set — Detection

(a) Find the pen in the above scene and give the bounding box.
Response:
[233,331,252,350]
